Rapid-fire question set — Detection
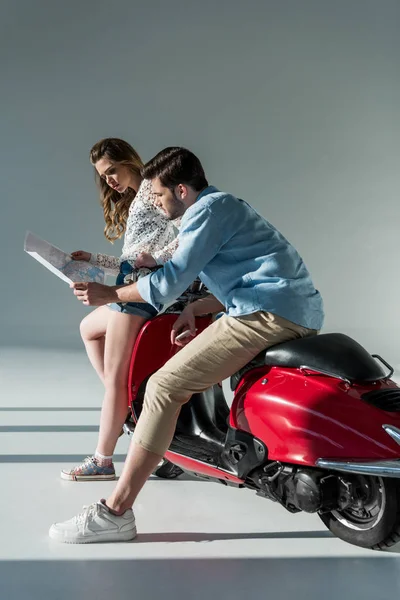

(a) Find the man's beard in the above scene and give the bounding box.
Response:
[167,192,186,220]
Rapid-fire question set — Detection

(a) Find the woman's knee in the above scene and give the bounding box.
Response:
[80,312,106,343]
[80,316,93,342]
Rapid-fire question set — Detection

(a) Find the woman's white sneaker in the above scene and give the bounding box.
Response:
[49,501,137,544]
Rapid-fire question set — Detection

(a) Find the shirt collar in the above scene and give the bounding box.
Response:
[195,185,219,203]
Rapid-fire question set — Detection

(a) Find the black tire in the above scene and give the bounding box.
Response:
[319,476,400,550]
[153,459,184,479]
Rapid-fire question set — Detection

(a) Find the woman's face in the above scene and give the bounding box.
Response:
[95,157,132,194]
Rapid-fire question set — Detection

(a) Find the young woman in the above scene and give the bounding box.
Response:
[62,138,179,481]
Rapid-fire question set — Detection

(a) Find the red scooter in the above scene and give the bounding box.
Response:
[123,285,400,550]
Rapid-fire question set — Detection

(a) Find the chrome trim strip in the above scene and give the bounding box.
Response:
[300,365,351,385]
[383,424,400,446]
[316,458,400,478]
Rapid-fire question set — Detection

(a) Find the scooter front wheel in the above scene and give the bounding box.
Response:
[320,475,400,550]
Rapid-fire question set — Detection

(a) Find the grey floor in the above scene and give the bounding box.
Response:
[1,348,400,599]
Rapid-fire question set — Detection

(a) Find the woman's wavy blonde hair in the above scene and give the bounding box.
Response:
[90,138,144,243]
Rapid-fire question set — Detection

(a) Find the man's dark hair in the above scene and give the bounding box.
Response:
[141,147,208,191]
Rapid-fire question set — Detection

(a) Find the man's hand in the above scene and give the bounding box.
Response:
[171,306,197,346]
[135,253,157,269]
[70,282,118,306]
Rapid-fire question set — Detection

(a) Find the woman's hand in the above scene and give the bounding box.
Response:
[71,250,91,262]
[171,306,197,346]
[135,253,157,269]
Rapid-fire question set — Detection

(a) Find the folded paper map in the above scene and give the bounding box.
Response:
[24,231,105,285]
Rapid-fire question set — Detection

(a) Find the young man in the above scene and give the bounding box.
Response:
[49,147,324,543]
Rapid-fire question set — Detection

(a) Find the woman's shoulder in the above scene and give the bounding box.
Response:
[131,178,161,214]
[127,179,166,222]
[127,179,151,215]
[136,178,154,203]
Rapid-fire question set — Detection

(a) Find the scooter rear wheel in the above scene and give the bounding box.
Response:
[319,475,400,550]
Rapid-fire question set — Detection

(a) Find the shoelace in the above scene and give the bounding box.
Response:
[75,502,100,532]
[73,456,95,473]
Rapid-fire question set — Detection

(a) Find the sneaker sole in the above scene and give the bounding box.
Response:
[49,526,137,544]
[60,472,116,481]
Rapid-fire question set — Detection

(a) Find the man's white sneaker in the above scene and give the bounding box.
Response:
[49,501,137,544]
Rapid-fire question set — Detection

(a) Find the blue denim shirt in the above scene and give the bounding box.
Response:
[137,186,324,330]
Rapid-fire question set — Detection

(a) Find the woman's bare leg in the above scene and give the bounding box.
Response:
[96,310,147,458]
[80,306,110,384]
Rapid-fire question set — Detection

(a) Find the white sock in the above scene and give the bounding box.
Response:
[95,451,113,466]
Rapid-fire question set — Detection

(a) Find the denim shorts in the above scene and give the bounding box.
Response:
[108,261,159,320]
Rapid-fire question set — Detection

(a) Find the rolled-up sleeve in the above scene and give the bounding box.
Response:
[137,204,223,307]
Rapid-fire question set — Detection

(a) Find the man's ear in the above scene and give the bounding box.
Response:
[177,183,189,199]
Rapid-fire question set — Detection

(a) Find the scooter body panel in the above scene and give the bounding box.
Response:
[230,367,400,464]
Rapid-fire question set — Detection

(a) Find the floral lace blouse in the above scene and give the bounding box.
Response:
[89,179,180,276]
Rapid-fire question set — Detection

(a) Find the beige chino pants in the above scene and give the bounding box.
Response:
[133,311,316,456]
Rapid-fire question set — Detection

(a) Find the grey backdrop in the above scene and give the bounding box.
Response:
[1,0,399,365]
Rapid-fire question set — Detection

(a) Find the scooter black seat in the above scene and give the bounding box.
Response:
[230,333,388,390]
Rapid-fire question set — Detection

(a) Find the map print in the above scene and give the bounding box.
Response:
[24,231,105,285]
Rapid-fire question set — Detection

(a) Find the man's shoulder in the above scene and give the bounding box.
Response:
[193,188,240,214]
[181,188,249,230]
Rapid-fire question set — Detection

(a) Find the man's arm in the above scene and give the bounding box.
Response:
[113,288,226,310]
[72,199,231,307]
[70,281,135,306]
[115,282,143,303]
[170,294,225,346]
[189,294,225,316]
[135,204,226,308]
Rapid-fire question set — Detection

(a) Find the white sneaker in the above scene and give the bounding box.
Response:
[49,501,137,544]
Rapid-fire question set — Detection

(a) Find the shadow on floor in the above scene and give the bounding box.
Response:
[1,556,399,600]
[0,407,100,412]
[0,454,128,463]
[135,530,334,543]
[0,426,99,432]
